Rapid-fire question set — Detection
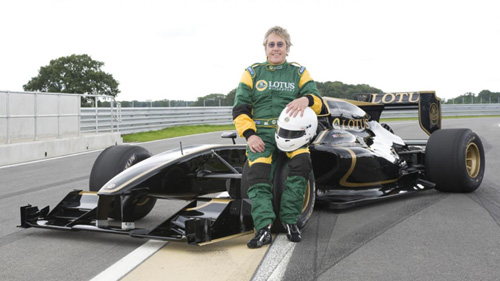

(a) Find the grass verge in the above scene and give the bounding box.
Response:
[122,124,236,143]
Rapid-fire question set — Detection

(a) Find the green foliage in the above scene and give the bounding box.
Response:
[192,93,226,106]
[116,81,384,107]
[315,81,383,99]
[117,100,194,107]
[23,54,120,97]
[224,88,236,106]
[190,89,237,107]
[188,82,382,109]
[445,90,500,104]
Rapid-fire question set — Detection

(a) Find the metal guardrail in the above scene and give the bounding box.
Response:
[380,104,500,119]
[2,90,499,141]
[81,104,500,135]
[81,106,233,134]
[80,100,121,134]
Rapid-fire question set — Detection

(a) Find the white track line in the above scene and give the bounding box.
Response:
[252,234,296,281]
[0,149,105,169]
[90,240,167,281]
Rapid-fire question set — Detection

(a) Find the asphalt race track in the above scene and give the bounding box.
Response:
[1,117,499,281]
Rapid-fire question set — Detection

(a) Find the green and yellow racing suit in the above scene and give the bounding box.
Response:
[232,60,323,231]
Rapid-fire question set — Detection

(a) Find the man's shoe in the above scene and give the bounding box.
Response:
[247,225,272,249]
[283,224,301,242]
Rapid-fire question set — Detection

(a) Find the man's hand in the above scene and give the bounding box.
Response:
[247,135,265,153]
[286,97,309,117]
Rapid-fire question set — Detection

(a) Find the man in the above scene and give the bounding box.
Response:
[232,26,323,248]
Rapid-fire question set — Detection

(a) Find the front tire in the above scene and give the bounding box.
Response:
[89,145,157,220]
[425,129,485,192]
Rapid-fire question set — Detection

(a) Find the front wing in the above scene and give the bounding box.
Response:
[20,190,253,245]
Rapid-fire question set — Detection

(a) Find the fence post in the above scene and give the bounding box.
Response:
[78,95,81,137]
[110,99,114,133]
[117,102,121,132]
[6,91,10,144]
[95,96,99,133]
[34,92,38,141]
[57,94,61,138]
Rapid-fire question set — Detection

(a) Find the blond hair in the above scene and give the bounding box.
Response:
[263,26,292,52]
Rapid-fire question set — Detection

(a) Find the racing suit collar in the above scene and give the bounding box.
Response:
[265,60,287,71]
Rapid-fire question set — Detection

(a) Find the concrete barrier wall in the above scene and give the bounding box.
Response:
[0,133,123,166]
[0,91,80,142]
[0,91,122,166]
[37,94,80,137]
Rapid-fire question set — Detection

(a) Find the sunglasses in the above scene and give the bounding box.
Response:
[268,41,285,48]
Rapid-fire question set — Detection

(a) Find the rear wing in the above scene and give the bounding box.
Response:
[356,91,442,136]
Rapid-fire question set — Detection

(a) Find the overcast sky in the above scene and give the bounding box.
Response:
[1,0,499,102]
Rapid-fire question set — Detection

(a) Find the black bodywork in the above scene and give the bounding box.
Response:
[21,91,476,245]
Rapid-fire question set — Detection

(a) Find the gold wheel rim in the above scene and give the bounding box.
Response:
[465,143,480,178]
[302,181,311,213]
[136,197,150,206]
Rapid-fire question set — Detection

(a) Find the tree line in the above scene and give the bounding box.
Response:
[22,54,499,107]
[444,90,500,104]
[107,82,382,108]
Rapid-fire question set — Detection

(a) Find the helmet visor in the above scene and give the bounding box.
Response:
[277,127,305,139]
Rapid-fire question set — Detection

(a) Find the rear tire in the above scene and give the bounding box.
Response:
[89,145,157,220]
[425,129,485,193]
[239,153,316,233]
[238,161,250,199]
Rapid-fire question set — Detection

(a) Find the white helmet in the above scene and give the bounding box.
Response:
[275,107,318,152]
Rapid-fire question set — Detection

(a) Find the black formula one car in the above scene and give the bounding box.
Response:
[20,91,485,245]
